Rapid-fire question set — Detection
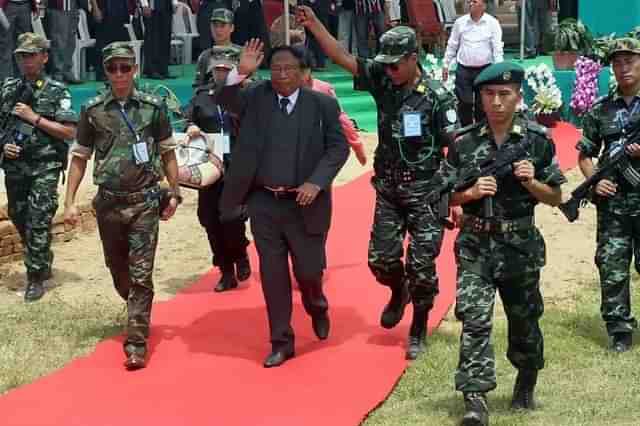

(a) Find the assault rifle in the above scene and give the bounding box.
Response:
[0,81,35,166]
[425,133,534,228]
[558,118,640,222]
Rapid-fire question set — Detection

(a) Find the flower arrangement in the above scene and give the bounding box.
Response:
[570,56,602,116]
[525,63,563,115]
[422,53,455,92]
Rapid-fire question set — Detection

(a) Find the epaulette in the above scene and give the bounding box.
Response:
[592,94,610,108]
[1,77,20,90]
[45,77,66,89]
[85,93,106,109]
[454,122,482,141]
[138,93,163,108]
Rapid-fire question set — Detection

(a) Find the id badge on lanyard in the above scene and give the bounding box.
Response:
[218,106,231,154]
[119,106,151,165]
[402,111,422,137]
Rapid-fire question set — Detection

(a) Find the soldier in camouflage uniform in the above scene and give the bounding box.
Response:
[434,62,565,426]
[1,32,77,302]
[298,7,459,360]
[63,42,181,370]
[577,38,640,353]
[193,8,242,88]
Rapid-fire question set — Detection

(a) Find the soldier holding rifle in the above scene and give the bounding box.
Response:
[431,62,565,426]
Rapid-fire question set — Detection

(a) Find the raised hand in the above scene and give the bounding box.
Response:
[238,38,265,76]
[295,5,318,28]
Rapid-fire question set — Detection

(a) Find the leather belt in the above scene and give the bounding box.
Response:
[379,168,435,184]
[99,185,160,204]
[461,214,535,233]
[261,186,298,200]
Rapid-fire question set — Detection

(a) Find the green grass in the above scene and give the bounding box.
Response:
[363,281,640,426]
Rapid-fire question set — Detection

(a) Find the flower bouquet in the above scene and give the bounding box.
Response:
[422,53,455,92]
[525,63,563,127]
[570,56,602,117]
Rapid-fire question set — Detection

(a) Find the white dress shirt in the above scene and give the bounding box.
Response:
[277,90,300,115]
[443,13,504,69]
[225,68,300,114]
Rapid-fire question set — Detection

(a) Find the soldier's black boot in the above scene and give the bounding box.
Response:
[406,308,427,360]
[461,392,489,426]
[610,332,632,353]
[24,279,45,303]
[214,263,238,292]
[510,369,538,410]
[380,283,410,329]
[235,255,251,282]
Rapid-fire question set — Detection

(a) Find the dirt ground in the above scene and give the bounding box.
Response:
[0,133,598,311]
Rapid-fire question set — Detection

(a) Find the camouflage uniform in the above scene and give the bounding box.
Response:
[440,115,566,393]
[1,33,77,300]
[577,46,640,338]
[193,8,242,88]
[354,27,458,322]
[71,42,176,355]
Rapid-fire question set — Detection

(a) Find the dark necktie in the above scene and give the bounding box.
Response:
[279,97,290,115]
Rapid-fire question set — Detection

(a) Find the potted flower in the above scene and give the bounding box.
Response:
[553,19,593,70]
[570,56,603,117]
[525,63,563,127]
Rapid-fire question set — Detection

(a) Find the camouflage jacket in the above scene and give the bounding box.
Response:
[193,43,242,88]
[0,75,77,177]
[354,58,458,178]
[443,116,566,278]
[73,89,174,192]
[577,89,640,215]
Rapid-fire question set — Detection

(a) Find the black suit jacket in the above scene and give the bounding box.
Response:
[217,80,349,235]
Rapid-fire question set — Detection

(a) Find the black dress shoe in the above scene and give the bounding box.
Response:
[214,264,238,292]
[24,281,45,302]
[263,349,294,368]
[510,369,538,410]
[380,284,410,329]
[610,333,632,353]
[312,312,330,340]
[235,256,251,282]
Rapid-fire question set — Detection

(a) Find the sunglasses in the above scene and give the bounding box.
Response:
[105,63,134,74]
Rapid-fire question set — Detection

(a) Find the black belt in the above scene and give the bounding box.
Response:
[460,214,535,233]
[379,168,435,184]
[260,186,298,200]
[99,185,160,204]
[458,63,491,71]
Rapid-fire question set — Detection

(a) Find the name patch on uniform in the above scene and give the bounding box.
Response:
[402,112,422,137]
[446,109,457,124]
[132,142,150,164]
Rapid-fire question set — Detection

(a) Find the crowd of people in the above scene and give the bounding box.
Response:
[2,0,638,425]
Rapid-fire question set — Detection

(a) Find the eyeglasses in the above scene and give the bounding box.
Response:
[105,63,134,74]
[270,65,299,75]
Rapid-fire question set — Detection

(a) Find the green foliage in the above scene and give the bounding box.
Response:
[554,19,593,54]
[588,33,617,65]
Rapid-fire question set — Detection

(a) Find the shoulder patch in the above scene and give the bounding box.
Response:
[85,94,106,109]
[139,93,163,107]
[46,77,66,88]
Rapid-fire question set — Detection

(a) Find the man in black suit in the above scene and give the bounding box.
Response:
[141,0,174,79]
[217,40,349,368]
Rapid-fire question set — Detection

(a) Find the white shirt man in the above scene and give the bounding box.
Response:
[442,0,504,126]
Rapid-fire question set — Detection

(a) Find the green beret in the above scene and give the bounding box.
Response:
[608,37,640,60]
[14,32,49,54]
[211,8,234,23]
[374,26,417,64]
[103,42,136,63]
[473,62,524,88]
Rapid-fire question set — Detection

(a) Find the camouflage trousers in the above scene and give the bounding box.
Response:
[595,209,640,335]
[94,192,160,353]
[368,177,444,310]
[455,268,544,393]
[5,170,60,281]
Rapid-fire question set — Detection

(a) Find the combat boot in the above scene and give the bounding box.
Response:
[510,369,538,410]
[380,283,410,329]
[406,308,427,360]
[236,255,251,282]
[610,332,632,353]
[24,280,45,302]
[214,263,238,292]
[461,392,489,426]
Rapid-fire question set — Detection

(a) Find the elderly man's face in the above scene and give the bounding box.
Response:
[16,51,48,79]
[468,0,486,14]
[612,53,640,93]
[105,58,137,94]
[269,50,303,97]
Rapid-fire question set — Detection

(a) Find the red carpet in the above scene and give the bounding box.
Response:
[0,123,580,426]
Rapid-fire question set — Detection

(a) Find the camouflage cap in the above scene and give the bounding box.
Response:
[473,61,524,88]
[14,32,49,54]
[207,46,240,72]
[608,37,640,59]
[103,41,136,63]
[374,26,417,64]
[211,8,234,23]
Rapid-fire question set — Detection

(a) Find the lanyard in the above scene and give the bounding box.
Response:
[216,106,226,134]
[118,105,142,144]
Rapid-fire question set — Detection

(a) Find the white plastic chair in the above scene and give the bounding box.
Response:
[31,15,49,41]
[172,2,198,64]
[71,9,96,80]
[125,19,144,69]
